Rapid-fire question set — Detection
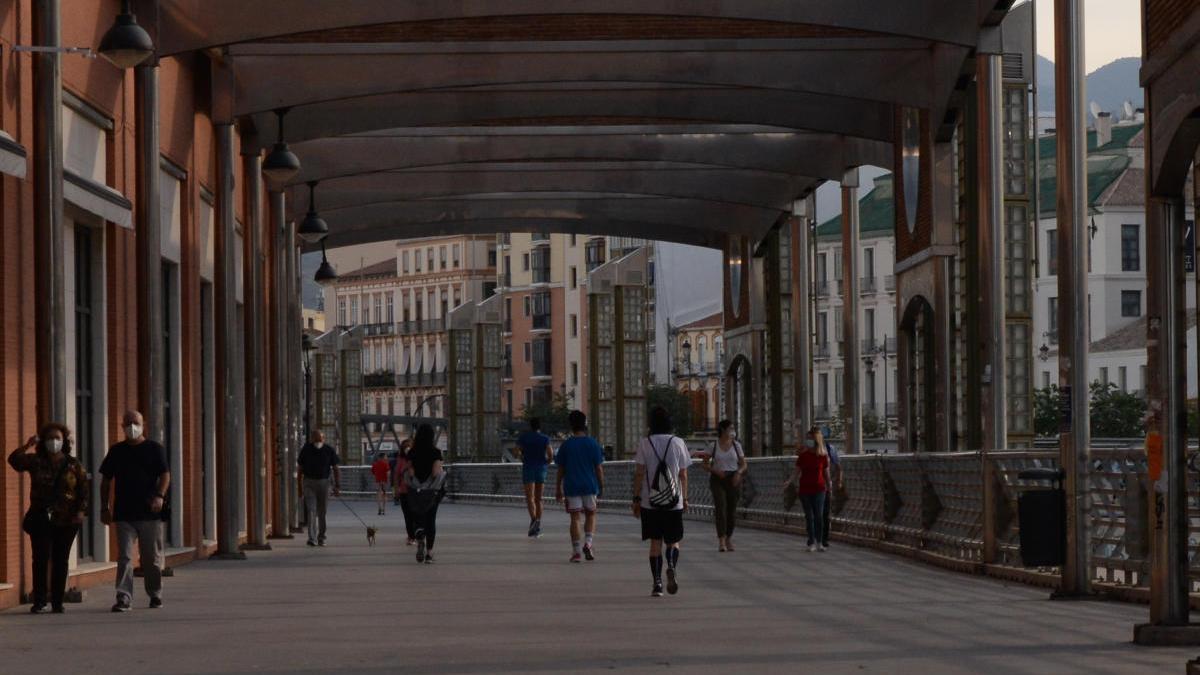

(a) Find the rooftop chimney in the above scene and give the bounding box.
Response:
[1095,112,1113,147]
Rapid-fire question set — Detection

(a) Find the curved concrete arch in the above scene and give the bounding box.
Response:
[255,88,895,146]
[281,130,893,184]
[156,1,987,55]
[230,42,966,116]
[287,166,812,215]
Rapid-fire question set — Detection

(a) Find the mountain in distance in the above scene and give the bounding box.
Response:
[1035,55,1143,117]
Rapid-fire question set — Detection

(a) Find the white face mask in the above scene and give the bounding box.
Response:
[125,424,142,440]
[314,441,324,449]
[47,439,63,454]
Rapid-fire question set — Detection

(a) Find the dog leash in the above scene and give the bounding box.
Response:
[334,493,373,529]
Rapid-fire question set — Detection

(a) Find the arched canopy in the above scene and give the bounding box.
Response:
[150,0,1015,249]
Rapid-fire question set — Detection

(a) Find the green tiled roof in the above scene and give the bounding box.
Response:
[816,176,895,239]
[1037,154,1130,216]
[1036,123,1142,160]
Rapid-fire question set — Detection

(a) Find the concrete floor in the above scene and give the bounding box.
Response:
[0,502,1192,674]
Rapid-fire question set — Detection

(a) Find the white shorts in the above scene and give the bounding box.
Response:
[564,495,598,513]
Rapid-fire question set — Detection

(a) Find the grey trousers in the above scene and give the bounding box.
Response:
[116,520,163,601]
[303,478,330,544]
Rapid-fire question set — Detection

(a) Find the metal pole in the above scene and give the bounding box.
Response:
[1054,0,1090,596]
[214,123,245,559]
[840,168,862,454]
[287,224,302,532]
[242,149,269,549]
[979,49,1008,452]
[268,190,291,538]
[135,62,164,446]
[33,0,65,425]
[793,202,812,435]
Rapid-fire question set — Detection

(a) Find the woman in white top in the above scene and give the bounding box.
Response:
[702,420,747,552]
[631,406,692,597]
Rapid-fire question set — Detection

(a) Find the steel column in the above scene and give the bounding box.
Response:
[242,149,269,548]
[792,200,813,436]
[269,190,292,537]
[1053,0,1090,596]
[136,62,164,445]
[214,123,246,559]
[840,168,862,454]
[978,52,1007,452]
[287,223,303,532]
[33,0,65,425]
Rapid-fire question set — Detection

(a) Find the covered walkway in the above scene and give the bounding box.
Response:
[2,503,1187,674]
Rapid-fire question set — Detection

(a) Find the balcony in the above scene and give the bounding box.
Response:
[814,343,831,360]
[814,280,830,298]
[363,372,395,388]
[499,233,511,246]
[395,372,448,388]
[531,231,551,243]
[532,313,552,331]
[362,322,396,337]
[502,272,512,287]
[532,265,551,284]
[396,319,443,335]
[813,405,831,420]
[884,275,896,291]
[503,318,512,334]
[886,402,898,417]
[859,276,877,294]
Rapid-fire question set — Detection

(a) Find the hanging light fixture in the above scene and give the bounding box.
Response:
[97,0,154,69]
[314,241,338,286]
[262,109,301,186]
[297,181,329,244]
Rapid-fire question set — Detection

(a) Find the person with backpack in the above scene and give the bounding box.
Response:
[8,423,90,614]
[632,407,692,597]
[784,427,831,552]
[702,419,747,552]
[392,439,416,545]
[404,425,445,564]
[517,417,554,537]
[553,411,605,562]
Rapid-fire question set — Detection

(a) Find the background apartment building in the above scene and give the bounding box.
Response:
[322,236,497,458]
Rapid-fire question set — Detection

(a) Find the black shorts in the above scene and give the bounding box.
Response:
[640,508,684,544]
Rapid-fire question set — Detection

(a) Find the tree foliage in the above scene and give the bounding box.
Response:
[1033,382,1147,438]
[520,390,573,436]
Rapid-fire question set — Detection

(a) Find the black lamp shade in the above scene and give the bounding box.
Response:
[314,260,338,286]
[297,210,329,244]
[262,142,301,185]
[98,12,154,69]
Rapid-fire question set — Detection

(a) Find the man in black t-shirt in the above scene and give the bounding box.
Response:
[297,430,341,547]
[100,410,170,612]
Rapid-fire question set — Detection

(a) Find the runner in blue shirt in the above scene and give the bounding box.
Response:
[517,418,553,537]
[554,411,605,563]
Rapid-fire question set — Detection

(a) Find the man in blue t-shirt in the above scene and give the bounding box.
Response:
[517,418,553,537]
[555,411,605,563]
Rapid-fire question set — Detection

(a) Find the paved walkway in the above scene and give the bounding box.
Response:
[1,502,1192,674]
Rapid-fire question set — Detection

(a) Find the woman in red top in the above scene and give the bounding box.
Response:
[391,439,416,545]
[371,453,391,516]
[784,427,831,552]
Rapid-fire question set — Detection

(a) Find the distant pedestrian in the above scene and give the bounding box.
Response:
[297,430,341,547]
[820,425,842,548]
[632,407,692,597]
[9,423,89,614]
[702,420,746,552]
[100,410,170,611]
[784,427,830,552]
[554,411,605,563]
[392,439,416,544]
[371,453,391,516]
[518,418,553,537]
[404,424,445,563]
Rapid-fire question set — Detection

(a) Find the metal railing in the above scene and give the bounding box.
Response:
[395,319,443,335]
[376,450,1198,604]
[362,322,396,337]
[860,276,877,294]
[814,280,830,298]
[363,372,395,388]
[814,343,832,359]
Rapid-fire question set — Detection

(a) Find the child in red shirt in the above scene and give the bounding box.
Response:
[371,454,391,516]
[784,428,831,551]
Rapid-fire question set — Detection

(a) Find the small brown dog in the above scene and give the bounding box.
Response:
[366,526,377,546]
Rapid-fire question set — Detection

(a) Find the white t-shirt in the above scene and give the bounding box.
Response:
[635,434,692,511]
[710,440,744,473]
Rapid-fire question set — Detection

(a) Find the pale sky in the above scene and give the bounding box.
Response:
[1031,0,1143,71]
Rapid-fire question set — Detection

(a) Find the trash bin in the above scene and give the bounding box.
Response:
[1016,467,1066,567]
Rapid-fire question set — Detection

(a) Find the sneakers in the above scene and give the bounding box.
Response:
[533,519,542,537]
[651,582,664,597]
[149,597,163,609]
[570,552,583,563]
[416,538,427,563]
[527,519,538,537]
[666,567,679,595]
[819,545,829,553]
[306,540,317,547]
[406,537,416,546]
[51,604,64,614]
[423,553,434,564]
[29,603,47,614]
[111,598,131,613]
[378,508,385,516]
[317,539,326,547]
[582,545,595,561]
[806,543,816,552]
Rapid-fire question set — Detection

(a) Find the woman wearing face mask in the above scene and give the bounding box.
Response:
[783,427,830,552]
[8,423,90,613]
[702,420,746,552]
